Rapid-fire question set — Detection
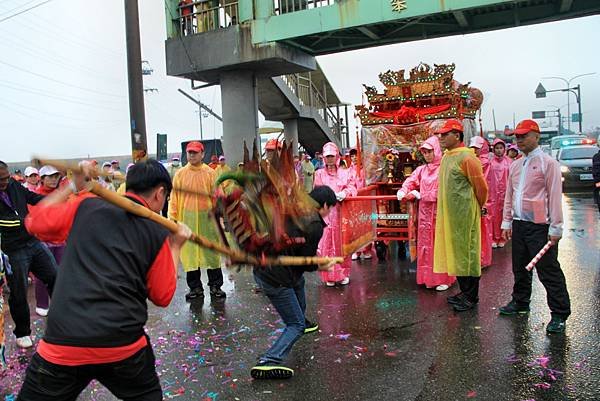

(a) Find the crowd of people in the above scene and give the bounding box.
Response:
[0,117,579,397]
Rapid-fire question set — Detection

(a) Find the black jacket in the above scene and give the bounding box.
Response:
[0,179,44,252]
[592,150,600,184]
[254,212,326,288]
[44,197,169,347]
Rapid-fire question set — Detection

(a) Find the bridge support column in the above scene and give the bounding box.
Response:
[283,119,299,155]
[220,71,260,164]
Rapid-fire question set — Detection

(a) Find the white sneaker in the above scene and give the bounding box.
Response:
[491,243,498,249]
[325,281,335,287]
[351,253,359,260]
[35,307,49,317]
[16,336,33,349]
[340,277,350,285]
[361,252,372,260]
[435,284,450,291]
[497,242,505,248]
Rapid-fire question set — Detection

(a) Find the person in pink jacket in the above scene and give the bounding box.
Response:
[499,119,569,334]
[469,136,493,268]
[396,136,456,291]
[314,142,358,286]
[489,138,511,247]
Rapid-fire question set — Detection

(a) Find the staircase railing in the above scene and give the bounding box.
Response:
[280,73,343,143]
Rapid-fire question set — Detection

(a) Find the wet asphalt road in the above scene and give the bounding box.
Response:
[0,192,598,401]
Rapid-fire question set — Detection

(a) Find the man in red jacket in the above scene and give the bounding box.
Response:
[18,159,191,401]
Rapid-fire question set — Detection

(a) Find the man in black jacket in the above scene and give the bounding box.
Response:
[251,185,337,380]
[593,146,600,213]
[0,161,57,349]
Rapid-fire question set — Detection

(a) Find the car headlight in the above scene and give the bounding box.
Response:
[560,165,570,173]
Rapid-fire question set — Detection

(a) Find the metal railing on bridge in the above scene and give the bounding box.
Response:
[176,1,239,36]
[280,73,348,146]
[273,0,335,15]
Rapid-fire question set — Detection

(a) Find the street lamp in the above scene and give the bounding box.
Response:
[537,73,596,133]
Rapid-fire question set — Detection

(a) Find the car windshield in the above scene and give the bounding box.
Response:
[559,147,598,160]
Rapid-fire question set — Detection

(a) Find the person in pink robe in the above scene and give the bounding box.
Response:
[396,136,456,290]
[314,142,358,286]
[489,138,511,247]
[469,136,493,268]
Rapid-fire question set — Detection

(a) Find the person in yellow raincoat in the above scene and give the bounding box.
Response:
[169,141,226,301]
[434,119,488,312]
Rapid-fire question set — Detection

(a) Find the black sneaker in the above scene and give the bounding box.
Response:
[304,319,319,334]
[452,297,477,312]
[499,301,530,315]
[447,293,465,305]
[250,361,294,380]
[546,316,566,334]
[210,286,227,298]
[185,287,204,301]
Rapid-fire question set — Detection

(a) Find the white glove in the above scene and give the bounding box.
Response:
[335,191,346,202]
[409,190,421,200]
[396,190,406,201]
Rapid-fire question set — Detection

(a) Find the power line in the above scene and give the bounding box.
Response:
[0,59,126,98]
[0,35,127,86]
[0,0,56,24]
[0,81,125,111]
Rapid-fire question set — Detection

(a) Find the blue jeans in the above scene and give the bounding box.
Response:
[254,274,306,364]
[5,240,57,337]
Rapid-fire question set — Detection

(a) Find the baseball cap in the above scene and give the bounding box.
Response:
[111,160,119,164]
[322,142,338,157]
[24,166,39,177]
[39,165,59,177]
[102,162,112,168]
[265,139,281,151]
[513,119,540,135]
[419,141,434,151]
[435,119,463,134]
[186,141,204,153]
[172,155,180,161]
[468,136,486,149]
[218,155,225,161]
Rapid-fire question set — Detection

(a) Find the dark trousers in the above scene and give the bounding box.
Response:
[186,268,223,290]
[35,244,64,309]
[254,274,306,364]
[17,345,161,401]
[457,276,480,303]
[511,220,571,318]
[5,240,57,337]
[594,187,600,213]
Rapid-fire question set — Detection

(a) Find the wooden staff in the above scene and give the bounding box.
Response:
[33,157,343,267]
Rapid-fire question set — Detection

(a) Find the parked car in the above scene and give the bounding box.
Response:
[557,145,598,188]
[550,135,596,159]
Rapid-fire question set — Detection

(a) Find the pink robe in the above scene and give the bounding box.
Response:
[314,144,358,283]
[489,139,511,244]
[479,146,493,267]
[399,136,455,288]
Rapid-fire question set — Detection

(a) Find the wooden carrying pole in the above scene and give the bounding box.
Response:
[33,158,342,267]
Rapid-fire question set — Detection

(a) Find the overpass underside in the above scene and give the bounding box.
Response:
[257,0,600,55]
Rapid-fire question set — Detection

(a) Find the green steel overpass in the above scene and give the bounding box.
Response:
[164,0,599,161]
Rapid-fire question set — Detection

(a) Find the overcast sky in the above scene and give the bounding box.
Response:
[1,0,599,163]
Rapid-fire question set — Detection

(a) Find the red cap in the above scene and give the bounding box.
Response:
[435,119,463,134]
[513,119,540,135]
[265,139,282,151]
[186,141,204,153]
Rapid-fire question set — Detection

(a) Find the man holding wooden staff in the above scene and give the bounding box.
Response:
[498,119,570,334]
[17,160,191,400]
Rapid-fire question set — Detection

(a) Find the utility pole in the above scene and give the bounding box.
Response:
[124,0,147,162]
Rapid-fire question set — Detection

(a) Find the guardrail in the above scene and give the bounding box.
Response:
[280,73,344,142]
[273,0,335,15]
[176,1,239,36]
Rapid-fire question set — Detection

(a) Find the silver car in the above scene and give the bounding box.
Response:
[557,145,597,188]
